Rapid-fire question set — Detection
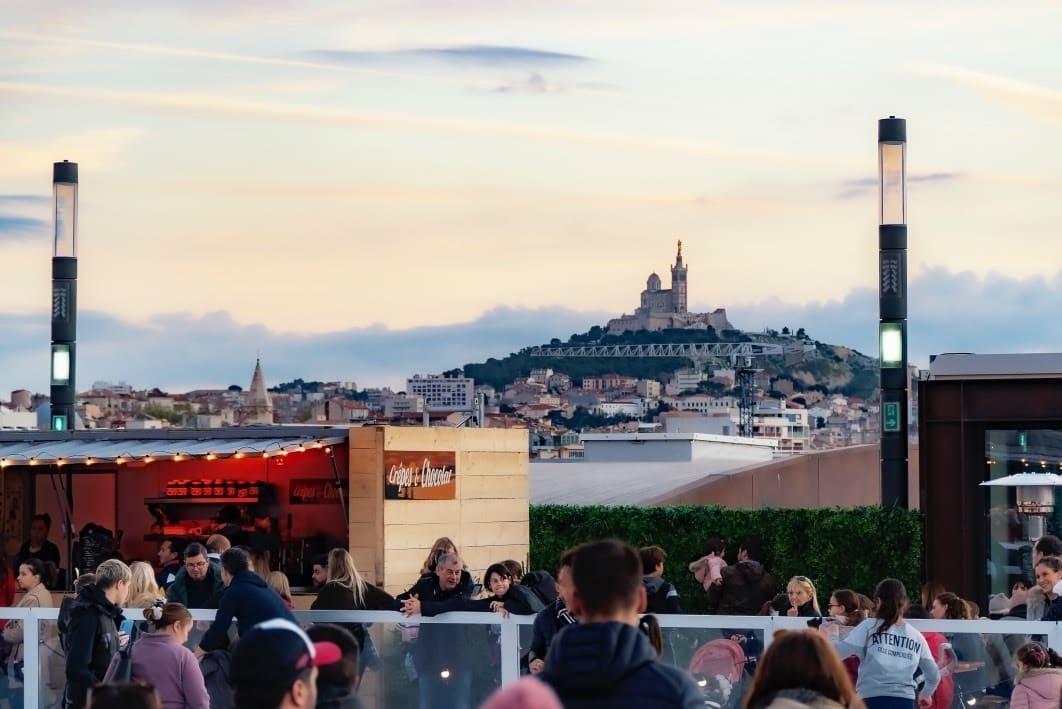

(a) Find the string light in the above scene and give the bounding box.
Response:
[173,454,183,462]
[235,452,244,459]
[29,458,39,466]
[144,456,153,464]
[206,453,216,461]
[85,458,94,466]
[0,459,8,468]
[115,457,126,465]
[56,459,65,467]
[297,445,305,452]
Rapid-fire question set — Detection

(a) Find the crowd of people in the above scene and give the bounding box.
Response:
[3,528,1062,708]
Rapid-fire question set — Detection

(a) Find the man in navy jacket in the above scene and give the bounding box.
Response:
[540,539,703,709]
[196,547,294,655]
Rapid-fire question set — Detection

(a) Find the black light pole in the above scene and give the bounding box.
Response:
[50,160,78,432]
[878,118,908,507]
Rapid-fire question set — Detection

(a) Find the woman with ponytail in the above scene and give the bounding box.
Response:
[104,601,209,709]
[825,578,939,709]
[1010,642,1062,709]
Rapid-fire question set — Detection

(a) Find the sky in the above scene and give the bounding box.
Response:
[1,1,1061,393]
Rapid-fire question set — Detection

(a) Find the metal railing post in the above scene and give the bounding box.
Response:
[24,607,40,709]
[500,616,520,685]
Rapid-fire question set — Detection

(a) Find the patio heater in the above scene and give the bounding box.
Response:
[878,117,908,507]
[980,473,1062,541]
[50,160,78,432]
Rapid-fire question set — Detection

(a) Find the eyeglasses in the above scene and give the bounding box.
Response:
[186,561,208,569]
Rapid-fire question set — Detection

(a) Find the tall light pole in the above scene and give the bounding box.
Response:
[878,117,908,507]
[50,160,78,432]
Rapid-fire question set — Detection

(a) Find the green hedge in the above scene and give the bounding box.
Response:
[529,505,923,614]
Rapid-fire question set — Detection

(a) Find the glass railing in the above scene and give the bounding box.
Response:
[16,609,1062,709]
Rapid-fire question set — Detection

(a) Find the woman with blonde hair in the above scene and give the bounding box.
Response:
[311,548,395,676]
[421,536,459,575]
[125,561,163,609]
[786,576,821,617]
[745,629,863,709]
[266,571,295,610]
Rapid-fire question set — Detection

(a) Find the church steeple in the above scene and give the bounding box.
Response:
[245,358,274,422]
[670,239,688,313]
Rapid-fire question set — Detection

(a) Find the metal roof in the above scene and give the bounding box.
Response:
[0,427,348,466]
[929,353,1062,380]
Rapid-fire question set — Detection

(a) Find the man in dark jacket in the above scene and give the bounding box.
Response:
[167,542,225,609]
[640,545,681,614]
[155,537,185,590]
[197,547,295,655]
[397,553,474,709]
[540,539,703,709]
[707,538,775,615]
[62,559,130,709]
[307,624,365,709]
[527,548,577,674]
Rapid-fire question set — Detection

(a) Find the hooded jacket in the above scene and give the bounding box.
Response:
[708,559,776,615]
[539,621,703,709]
[470,582,545,616]
[528,597,577,666]
[1010,668,1062,709]
[199,569,295,652]
[61,584,125,709]
[643,576,681,614]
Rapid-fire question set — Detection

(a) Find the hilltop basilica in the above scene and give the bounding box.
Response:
[606,241,733,333]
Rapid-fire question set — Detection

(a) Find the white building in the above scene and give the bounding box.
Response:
[0,406,37,430]
[595,400,644,418]
[752,400,810,451]
[407,374,475,411]
[384,393,425,417]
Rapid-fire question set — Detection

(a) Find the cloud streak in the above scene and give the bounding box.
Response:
[835,172,963,200]
[0,215,47,238]
[309,45,589,66]
[0,81,842,166]
[913,64,1062,126]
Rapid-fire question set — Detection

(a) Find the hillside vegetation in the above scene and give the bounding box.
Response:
[460,325,879,400]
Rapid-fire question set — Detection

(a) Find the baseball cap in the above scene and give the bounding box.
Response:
[232,618,342,689]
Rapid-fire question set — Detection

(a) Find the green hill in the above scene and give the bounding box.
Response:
[459,326,880,400]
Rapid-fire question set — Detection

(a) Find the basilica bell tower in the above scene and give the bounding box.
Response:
[670,239,688,313]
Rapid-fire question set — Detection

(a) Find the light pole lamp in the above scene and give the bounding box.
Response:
[50,160,78,432]
[878,117,908,507]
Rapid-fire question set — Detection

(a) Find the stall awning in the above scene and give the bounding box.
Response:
[0,432,348,467]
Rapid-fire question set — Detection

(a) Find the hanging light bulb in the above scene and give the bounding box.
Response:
[115,457,126,465]
[29,458,39,466]
[206,453,217,461]
[85,458,94,466]
[144,456,154,464]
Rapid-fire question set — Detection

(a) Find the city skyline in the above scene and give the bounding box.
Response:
[1,1,1061,393]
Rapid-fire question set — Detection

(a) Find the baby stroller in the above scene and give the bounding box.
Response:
[688,638,746,709]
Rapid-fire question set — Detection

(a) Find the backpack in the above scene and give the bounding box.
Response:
[520,570,558,606]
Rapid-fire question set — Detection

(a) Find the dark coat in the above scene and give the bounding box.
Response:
[167,562,225,609]
[643,576,682,614]
[708,560,776,615]
[199,570,295,652]
[1043,596,1062,622]
[61,584,125,709]
[155,559,182,590]
[199,649,234,709]
[396,575,473,674]
[470,583,545,616]
[540,621,703,709]
[528,598,577,665]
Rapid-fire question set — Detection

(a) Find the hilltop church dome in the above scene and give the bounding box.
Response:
[646,272,662,291]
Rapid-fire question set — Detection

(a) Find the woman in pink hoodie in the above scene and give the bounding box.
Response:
[1010,641,1062,709]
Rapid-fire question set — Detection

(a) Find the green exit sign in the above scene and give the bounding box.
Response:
[883,402,901,433]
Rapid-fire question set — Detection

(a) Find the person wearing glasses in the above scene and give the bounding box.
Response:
[166,543,225,609]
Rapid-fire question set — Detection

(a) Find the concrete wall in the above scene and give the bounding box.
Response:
[655,444,920,509]
[349,426,529,596]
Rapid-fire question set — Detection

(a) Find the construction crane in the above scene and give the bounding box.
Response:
[530,340,815,437]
